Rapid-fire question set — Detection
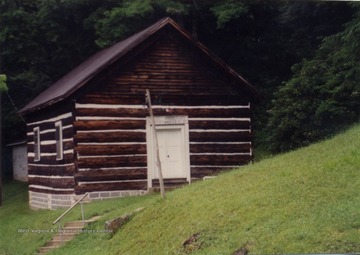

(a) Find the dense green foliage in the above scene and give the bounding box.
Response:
[0,0,358,155]
[1,124,360,254]
[267,5,360,152]
[0,74,7,92]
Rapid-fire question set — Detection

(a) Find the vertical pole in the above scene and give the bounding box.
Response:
[145,89,165,199]
[58,221,63,245]
[0,91,2,206]
[0,74,8,207]
[0,59,3,207]
[81,201,85,226]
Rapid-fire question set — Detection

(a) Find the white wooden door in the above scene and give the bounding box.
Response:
[146,116,190,188]
[156,128,184,178]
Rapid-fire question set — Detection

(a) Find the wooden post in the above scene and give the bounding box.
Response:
[81,201,85,226]
[145,89,165,199]
[0,92,2,206]
[58,221,63,245]
[0,61,2,206]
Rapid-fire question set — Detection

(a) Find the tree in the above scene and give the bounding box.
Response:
[0,75,7,92]
[0,74,7,206]
[266,5,360,152]
[0,0,356,154]
[91,0,197,48]
[0,0,105,145]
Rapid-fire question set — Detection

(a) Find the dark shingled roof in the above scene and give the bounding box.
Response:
[19,17,258,115]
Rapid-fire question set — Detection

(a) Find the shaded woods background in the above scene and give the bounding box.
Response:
[1,0,359,177]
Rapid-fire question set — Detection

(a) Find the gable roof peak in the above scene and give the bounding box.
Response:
[19,17,257,115]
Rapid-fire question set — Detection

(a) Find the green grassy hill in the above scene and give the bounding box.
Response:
[1,124,360,255]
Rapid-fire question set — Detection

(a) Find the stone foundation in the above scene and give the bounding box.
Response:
[29,191,75,210]
[29,190,147,210]
[87,190,147,200]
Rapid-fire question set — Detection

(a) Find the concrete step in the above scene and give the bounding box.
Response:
[52,233,76,241]
[45,240,65,247]
[87,215,101,222]
[64,221,86,228]
[62,223,85,233]
[63,226,85,230]
[54,233,78,242]
[63,217,99,228]
[61,227,83,233]
[38,246,58,254]
[37,217,101,254]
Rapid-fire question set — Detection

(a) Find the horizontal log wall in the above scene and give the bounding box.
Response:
[27,111,75,194]
[74,103,148,194]
[73,32,254,192]
[74,102,252,190]
[102,35,241,96]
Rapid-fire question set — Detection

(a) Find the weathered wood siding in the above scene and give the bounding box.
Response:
[26,105,75,194]
[74,103,148,194]
[73,31,253,193]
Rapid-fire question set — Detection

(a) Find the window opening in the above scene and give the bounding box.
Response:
[55,121,63,160]
[34,127,40,162]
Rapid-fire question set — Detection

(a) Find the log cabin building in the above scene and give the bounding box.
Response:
[19,17,259,210]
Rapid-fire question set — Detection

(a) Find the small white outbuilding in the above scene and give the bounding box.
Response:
[7,141,28,182]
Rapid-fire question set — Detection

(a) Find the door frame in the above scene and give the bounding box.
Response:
[146,115,190,188]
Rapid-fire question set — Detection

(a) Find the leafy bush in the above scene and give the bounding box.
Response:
[266,7,360,152]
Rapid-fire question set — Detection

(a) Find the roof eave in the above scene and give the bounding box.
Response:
[19,17,259,115]
[19,18,173,115]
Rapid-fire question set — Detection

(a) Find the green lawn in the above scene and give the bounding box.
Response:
[1,124,360,255]
[0,181,58,255]
[0,181,155,255]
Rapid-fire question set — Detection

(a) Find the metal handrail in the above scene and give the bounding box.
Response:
[52,193,89,245]
[53,192,89,225]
